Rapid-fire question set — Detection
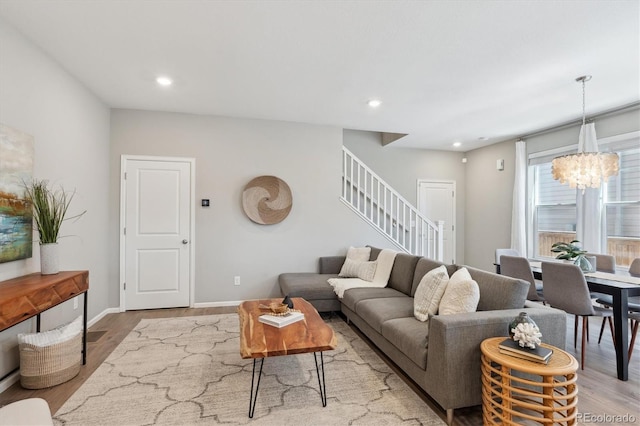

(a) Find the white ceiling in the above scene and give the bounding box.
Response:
[1,1,638,151]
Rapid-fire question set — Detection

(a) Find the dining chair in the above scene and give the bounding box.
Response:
[500,255,545,303]
[541,261,615,369]
[628,311,640,361]
[495,248,520,265]
[586,253,616,273]
[629,258,640,277]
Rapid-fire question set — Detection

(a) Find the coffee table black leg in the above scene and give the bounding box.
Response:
[313,352,327,407]
[249,358,264,418]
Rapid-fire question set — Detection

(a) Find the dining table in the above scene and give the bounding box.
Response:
[501,260,640,381]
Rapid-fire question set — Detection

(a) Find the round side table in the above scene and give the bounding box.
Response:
[481,337,579,425]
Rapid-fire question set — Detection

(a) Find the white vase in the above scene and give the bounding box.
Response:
[40,243,60,275]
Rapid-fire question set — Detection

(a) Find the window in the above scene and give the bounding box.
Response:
[529,132,640,267]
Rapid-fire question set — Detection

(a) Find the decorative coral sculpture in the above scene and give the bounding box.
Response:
[511,322,542,349]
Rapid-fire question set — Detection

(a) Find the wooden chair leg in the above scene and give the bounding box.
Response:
[607,317,616,347]
[581,316,587,370]
[574,315,579,349]
[598,317,606,344]
[586,316,590,342]
[629,320,639,361]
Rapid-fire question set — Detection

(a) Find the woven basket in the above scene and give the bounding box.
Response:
[19,333,81,389]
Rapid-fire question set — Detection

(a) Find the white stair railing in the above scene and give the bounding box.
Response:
[341,146,444,261]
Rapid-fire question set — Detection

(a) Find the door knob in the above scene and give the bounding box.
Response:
[182,239,189,244]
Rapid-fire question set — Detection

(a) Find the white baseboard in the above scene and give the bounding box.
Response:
[88,307,120,328]
[193,301,242,308]
[0,307,120,394]
[0,371,19,394]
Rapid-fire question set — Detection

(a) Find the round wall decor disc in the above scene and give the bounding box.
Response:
[242,176,292,225]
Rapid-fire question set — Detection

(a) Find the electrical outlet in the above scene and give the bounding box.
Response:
[73,296,78,310]
[234,276,241,286]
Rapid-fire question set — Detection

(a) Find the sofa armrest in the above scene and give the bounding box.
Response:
[423,306,567,410]
[319,256,346,274]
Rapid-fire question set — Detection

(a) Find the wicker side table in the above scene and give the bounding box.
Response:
[481,337,579,425]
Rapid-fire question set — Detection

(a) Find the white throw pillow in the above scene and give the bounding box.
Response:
[338,246,371,277]
[438,279,480,315]
[338,258,377,281]
[413,265,450,322]
[449,267,472,287]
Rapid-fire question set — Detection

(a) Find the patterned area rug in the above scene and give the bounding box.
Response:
[54,314,444,425]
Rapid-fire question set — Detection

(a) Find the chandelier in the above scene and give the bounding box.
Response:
[551,76,619,191]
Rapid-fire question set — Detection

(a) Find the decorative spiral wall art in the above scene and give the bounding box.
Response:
[242,176,292,225]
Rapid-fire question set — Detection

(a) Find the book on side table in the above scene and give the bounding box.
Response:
[259,311,304,328]
[498,338,553,364]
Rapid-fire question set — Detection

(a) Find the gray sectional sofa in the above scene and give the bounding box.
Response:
[279,246,567,424]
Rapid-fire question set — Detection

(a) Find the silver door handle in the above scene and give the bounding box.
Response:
[182,239,189,244]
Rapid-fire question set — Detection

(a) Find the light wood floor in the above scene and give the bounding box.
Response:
[1,307,638,425]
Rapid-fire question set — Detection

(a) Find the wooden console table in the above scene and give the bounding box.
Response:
[0,271,89,365]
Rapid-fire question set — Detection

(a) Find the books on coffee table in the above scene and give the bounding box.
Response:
[259,311,304,328]
[498,338,553,364]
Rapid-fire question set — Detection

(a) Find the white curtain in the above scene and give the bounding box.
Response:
[511,140,527,256]
[575,123,603,253]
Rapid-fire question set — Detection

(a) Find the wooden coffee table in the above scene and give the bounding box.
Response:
[238,297,337,418]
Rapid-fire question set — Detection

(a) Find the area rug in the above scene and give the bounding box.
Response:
[53,314,445,425]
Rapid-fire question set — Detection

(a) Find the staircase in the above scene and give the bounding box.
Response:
[341,146,444,261]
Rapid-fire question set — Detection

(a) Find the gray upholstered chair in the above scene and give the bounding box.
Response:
[500,255,545,303]
[586,253,616,273]
[542,261,614,369]
[494,248,520,265]
[629,258,640,277]
[595,256,640,344]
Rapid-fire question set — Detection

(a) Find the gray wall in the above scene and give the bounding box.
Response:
[110,110,393,306]
[344,130,467,263]
[464,108,640,272]
[464,139,516,270]
[0,19,111,379]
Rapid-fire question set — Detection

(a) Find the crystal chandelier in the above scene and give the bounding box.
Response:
[551,76,619,191]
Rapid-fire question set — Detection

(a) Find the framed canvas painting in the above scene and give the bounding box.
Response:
[0,123,34,263]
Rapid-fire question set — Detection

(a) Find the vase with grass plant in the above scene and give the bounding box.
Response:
[24,179,85,275]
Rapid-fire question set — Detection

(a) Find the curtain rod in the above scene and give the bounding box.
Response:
[519,101,640,140]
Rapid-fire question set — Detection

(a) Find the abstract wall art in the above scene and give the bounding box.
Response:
[0,123,34,263]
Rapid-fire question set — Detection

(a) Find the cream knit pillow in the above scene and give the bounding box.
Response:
[413,265,449,322]
[439,279,480,315]
[338,246,371,277]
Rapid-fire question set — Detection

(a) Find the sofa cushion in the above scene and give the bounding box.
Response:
[341,287,407,312]
[413,265,449,321]
[439,279,480,315]
[355,297,414,333]
[465,266,529,311]
[411,258,458,296]
[381,317,429,369]
[388,253,420,295]
[279,273,338,301]
[319,256,346,274]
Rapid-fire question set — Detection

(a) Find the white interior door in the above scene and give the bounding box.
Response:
[121,156,194,310]
[417,180,456,264]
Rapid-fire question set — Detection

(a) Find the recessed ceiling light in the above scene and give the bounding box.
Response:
[367,99,382,108]
[453,142,462,148]
[156,76,173,87]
